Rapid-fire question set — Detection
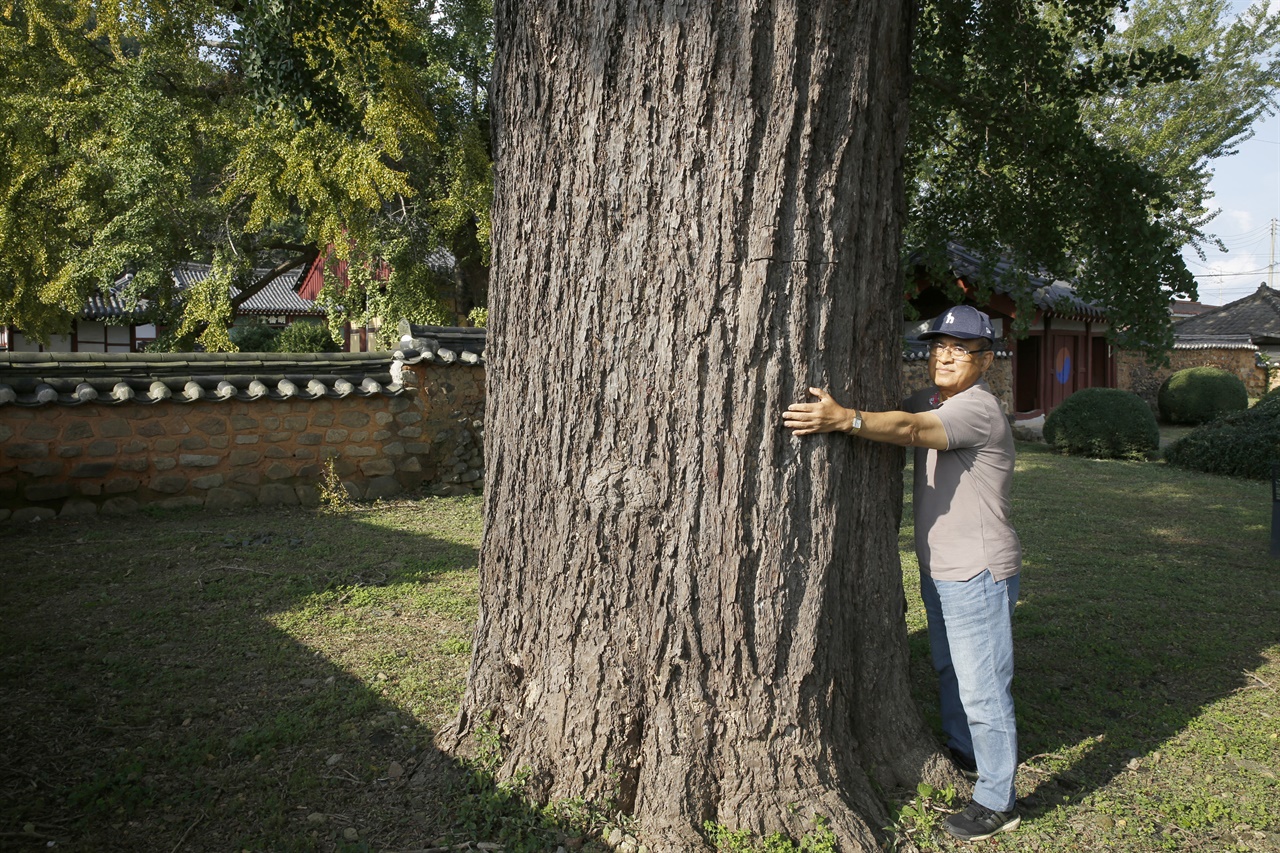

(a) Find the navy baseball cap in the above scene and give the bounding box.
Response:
[918,305,995,342]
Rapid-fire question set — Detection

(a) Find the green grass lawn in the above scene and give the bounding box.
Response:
[1,448,1277,852]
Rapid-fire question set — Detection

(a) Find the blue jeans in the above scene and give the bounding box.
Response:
[920,569,1020,812]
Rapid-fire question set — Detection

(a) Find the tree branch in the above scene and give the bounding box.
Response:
[229,248,320,310]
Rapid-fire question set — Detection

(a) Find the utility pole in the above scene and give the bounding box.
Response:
[1271,218,1276,288]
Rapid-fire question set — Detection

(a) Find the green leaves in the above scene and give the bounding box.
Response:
[15,0,1264,357]
[905,0,1279,356]
[1,0,492,344]
[1074,45,1201,96]
[1080,0,1280,252]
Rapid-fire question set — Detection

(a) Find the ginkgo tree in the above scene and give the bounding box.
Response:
[1079,0,1280,256]
[0,0,493,349]
[439,1,1275,848]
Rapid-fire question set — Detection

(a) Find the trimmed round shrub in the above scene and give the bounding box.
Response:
[230,321,281,352]
[1163,393,1280,480]
[1043,388,1160,459]
[1157,367,1247,425]
[275,321,341,353]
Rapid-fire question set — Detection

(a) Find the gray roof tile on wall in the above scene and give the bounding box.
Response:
[394,322,486,366]
[1172,334,1258,350]
[0,351,411,407]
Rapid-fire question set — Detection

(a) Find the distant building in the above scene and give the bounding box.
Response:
[1173,283,1280,346]
[296,246,465,351]
[1114,283,1279,406]
[1,283,155,353]
[1172,283,1280,394]
[1171,299,1215,320]
[173,262,328,346]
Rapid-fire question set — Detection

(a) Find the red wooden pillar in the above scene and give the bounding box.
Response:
[1041,314,1053,413]
[1083,321,1093,389]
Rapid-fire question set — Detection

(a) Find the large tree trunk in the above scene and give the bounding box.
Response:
[440,1,949,847]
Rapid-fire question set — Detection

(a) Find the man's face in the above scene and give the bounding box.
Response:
[928,334,993,398]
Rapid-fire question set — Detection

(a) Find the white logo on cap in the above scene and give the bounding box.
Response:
[945,312,956,324]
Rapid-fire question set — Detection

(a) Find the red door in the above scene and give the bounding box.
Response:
[1049,334,1080,410]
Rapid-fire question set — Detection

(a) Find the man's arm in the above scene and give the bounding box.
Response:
[782,387,949,450]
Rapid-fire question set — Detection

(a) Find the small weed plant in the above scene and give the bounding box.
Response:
[883,782,957,851]
[319,456,354,511]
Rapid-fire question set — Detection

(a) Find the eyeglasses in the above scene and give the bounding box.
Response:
[929,341,991,362]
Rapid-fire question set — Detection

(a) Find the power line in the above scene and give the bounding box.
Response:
[1192,268,1273,277]
[1206,222,1275,242]
[1186,219,1279,292]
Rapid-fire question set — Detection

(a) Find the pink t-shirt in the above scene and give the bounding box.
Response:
[903,380,1021,582]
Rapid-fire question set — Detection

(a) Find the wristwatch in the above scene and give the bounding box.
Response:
[849,409,863,433]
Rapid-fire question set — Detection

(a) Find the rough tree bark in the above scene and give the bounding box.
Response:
[438,1,952,848]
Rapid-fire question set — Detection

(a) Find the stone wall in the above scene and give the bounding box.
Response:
[0,360,484,523]
[1116,347,1271,410]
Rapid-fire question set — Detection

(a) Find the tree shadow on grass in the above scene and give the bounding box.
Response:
[904,444,1280,847]
[0,500,579,852]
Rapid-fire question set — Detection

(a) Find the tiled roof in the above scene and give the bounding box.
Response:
[1172,335,1257,351]
[938,243,1110,321]
[422,247,458,275]
[0,351,407,407]
[1171,300,1215,318]
[395,322,486,366]
[174,263,323,316]
[80,291,146,320]
[1173,284,1280,340]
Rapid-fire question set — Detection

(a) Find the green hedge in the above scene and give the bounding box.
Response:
[275,321,341,353]
[1157,367,1247,425]
[1043,388,1160,460]
[1163,394,1280,480]
[229,322,281,353]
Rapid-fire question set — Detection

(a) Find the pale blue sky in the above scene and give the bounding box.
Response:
[1180,1,1280,305]
[1182,109,1280,305]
